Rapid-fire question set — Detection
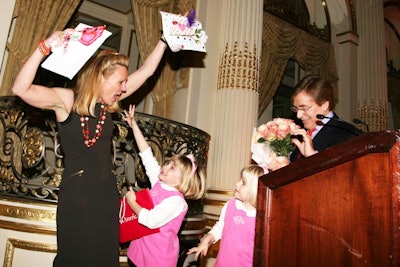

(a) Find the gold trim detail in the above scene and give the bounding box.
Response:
[207,189,234,196]
[0,203,56,223]
[4,238,57,267]
[358,99,388,132]
[115,123,129,139]
[22,127,44,168]
[204,189,233,207]
[0,197,56,208]
[203,199,227,208]
[0,220,56,235]
[217,42,259,91]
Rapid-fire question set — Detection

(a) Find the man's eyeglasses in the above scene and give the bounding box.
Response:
[291,105,312,112]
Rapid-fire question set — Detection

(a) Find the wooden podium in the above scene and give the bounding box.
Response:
[254,131,400,267]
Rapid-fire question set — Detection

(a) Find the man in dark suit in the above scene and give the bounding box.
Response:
[289,75,363,162]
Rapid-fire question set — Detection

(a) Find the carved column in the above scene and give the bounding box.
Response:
[333,32,359,122]
[356,0,388,131]
[204,0,262,231]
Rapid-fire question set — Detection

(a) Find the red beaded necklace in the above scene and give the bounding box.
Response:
[80,102,107,148]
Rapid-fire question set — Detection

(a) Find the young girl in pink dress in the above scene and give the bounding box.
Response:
[188,165,265,267]
[122,104,206,267]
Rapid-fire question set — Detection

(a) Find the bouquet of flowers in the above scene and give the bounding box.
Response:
[251,118,298,172]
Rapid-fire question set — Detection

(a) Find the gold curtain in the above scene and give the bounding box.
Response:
[130,0,196,118]
[0,0,81,96]
[259,12,338,117]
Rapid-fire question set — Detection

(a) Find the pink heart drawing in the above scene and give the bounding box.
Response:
[179,24,186,31]
[79,25,106,46]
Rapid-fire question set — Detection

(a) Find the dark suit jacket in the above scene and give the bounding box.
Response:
[290,113,364,162]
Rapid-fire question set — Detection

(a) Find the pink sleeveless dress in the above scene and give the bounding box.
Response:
[127,180,188,267]
[214,199,256,267]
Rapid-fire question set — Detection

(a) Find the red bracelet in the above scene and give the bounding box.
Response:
[38,40,51,56]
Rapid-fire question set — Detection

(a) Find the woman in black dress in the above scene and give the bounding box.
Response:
[11,29,168,266]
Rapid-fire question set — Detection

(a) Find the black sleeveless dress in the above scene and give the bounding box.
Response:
[54,104,119,267]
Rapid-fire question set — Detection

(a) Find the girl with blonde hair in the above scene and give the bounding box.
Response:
[188,164,265,267]
[122,104,206,267]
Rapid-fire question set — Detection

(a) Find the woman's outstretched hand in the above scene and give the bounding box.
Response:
[44,29,75,51]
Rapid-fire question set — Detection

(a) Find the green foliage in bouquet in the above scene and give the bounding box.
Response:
[257,134,294,157]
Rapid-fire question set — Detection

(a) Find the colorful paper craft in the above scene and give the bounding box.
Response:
[160,11,208,52]
[41,23,112,79]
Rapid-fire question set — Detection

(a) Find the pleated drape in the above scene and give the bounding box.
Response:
[0,0,81,95]
[259,12,338,117]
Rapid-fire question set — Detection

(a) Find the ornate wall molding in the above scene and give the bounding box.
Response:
[0,201,55,223]
[3,238,57,267]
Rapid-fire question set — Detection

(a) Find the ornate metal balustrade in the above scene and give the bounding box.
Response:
[0,96,210,265]
[0,96,210,207]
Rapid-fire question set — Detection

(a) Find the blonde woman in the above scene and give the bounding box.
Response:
[11,29,168,267]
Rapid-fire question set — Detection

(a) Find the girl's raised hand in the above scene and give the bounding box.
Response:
[122,104,136,127]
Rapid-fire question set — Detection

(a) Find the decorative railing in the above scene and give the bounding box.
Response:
[0,96,210,211]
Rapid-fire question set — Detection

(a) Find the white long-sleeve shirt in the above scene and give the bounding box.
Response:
[137,147,188,229]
